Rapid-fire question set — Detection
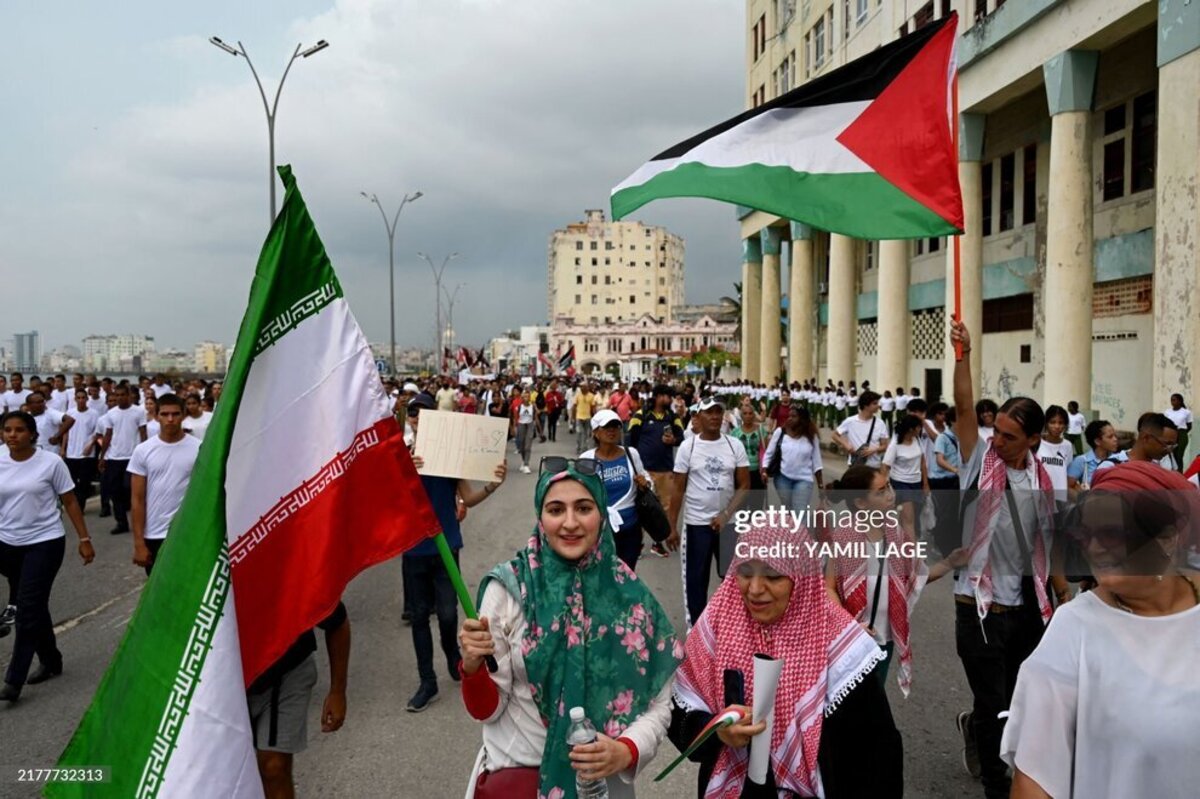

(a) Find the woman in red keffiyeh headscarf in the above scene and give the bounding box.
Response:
[667,522,903,798]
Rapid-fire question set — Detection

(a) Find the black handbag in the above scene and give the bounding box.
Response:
[634,482,671,543]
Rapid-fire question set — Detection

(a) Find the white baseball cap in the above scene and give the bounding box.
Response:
[697,397,724,412]
[590,409,623,430]
[402,382,420,393]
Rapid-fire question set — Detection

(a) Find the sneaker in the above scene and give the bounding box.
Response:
[956,710,982,778]
[520,465,531,474]
[27,662,63,685]
[406,683,440,712]
[649,543,670,558]
[0,605,15,627]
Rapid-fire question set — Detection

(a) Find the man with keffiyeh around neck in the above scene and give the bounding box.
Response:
[946,319,1073,799]
[457,458,682,798]
[668,522,903,797]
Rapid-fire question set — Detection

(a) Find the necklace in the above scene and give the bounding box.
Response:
[1111,572,1200,615]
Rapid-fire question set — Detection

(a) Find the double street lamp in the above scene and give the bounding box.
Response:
[361,191,423,375]
[442,282,467,356]
[209,36,329,224]
[418,252,460,371]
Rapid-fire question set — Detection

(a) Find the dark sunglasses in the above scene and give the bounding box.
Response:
[539,456,600,477]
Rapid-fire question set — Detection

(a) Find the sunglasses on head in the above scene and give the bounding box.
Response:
[539,456,600,477]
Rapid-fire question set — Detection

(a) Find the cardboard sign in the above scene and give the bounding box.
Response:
[413,410,509,483]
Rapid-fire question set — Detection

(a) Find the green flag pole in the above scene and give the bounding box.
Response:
[433,530,498,673]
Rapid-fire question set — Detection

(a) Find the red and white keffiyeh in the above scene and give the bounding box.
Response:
[966,444,1057,622]
[828,519,928,697]
[674,525,883,798]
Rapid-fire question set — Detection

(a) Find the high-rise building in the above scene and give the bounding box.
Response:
[82,334,156,372]
[193,341,227,374]
[547,210,685,326]
[739,0,1195,437]
[13,331,41,372]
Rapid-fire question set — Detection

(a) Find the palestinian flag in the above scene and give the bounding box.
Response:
[556,345,575,373]
[48,167,441,798]
[611,14,962,239]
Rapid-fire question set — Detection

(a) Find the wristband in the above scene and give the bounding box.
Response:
[79,537,92,543]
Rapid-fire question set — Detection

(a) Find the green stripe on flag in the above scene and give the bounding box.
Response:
[48,165,337,798]
[611,162,957,239]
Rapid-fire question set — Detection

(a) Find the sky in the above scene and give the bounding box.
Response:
[0,0,746,354]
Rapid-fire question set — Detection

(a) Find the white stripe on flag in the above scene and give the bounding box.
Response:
[612,102,871,193]
[226,297,390,543]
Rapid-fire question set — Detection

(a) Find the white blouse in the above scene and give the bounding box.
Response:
[465,580,674,799]
[1000,589,1200,798]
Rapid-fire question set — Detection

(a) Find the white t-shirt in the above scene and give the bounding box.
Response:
[674,435,749,526]
[127,435,201,541]
[1164,407,1193,430]
[87,396,107,416]
[102,405,147,460]
[880,396,895,412]
[147,419,162,439]
[895,394,910,411]
[183,411,213,441]
[517,404,534,425]
[2,389,32,413]
[882,438,925,484]
[49,389,71,413]
[152,383,173,399]
[978,426,995,443]
[0,449,74,546]
[1000,592,1200,799]
[34,409,66,453]
[1036,439,1075,502]
[836,415,890,467]
[764,429,824,482]
[1067,412,1087,435]
[436,388,457,411]
[65,408,99,459]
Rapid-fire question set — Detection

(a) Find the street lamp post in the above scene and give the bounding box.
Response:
[442,281,467,357]
[417,252,460,372]
[361,191,423,375]
[209,36,329,224]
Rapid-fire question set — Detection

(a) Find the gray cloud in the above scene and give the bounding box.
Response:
[2,0,745,354]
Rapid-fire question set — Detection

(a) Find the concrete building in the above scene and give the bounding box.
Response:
[82,334,156,373]
[12,331,41,372]
[552,312,737,381]
[740,0,1197,433]
[489,326,552,375]
[548,210,685,326]
[193,341,228,374]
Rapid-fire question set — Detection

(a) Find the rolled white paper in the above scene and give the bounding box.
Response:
[748,653,783,785]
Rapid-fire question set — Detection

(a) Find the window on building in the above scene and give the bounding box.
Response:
[1019,344,1032,363]
[974,0,987,22]
[1022,144,1037,226]
[575,294,581,304]
[1102,103,1127,201]
[1131,91,1156,193]
[843,0,851,38]
[999,152,1015,231]
[804,32,812,77]
[576,276,582,285]
[913,1,934,31]
[777,0,796,30]
[591,295,598,305]
[591,258,598,266]
[864,240,877,271]
[759,14,766,55]
[604,276,611,285]
[604,258,610,265]
[981,161,993,236]
[590,241,597,250]
[981,294,1033,333]
[813,17,826,68]
[575,241,583,250]
[857,0,869,22]
[574,257,580,265]
[605,241,613,250]
[658,297,667,305]
[789,49,796,88]
[629,295,636,304]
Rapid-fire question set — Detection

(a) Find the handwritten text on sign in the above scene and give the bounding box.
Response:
[413,410,509,483]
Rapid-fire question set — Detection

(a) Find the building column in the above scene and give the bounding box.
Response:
[945,113,985,398]
[1153,2,1200,415]
[788,222,815,384]
[741,236,763,382]
[1042,50,1098,410]
[827,233,857,386]
[760,227,783,384]
[876,240,910,394]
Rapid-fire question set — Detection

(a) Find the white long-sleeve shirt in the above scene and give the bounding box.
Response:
[465,580,673,799]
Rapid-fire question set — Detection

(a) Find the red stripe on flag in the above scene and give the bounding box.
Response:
[230,416,440,686]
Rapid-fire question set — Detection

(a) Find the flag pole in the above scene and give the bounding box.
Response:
[434,531,499,673]
[951,70,964,362]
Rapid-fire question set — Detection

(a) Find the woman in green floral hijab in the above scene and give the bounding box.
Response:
[458,459,682,799]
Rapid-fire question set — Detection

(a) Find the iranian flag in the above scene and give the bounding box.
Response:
[611,14,962,239]
[47,166,441,799]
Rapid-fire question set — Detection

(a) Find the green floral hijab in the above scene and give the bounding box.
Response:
[478,465,681,799]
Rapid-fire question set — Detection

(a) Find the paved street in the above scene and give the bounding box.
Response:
[2,430,979,798]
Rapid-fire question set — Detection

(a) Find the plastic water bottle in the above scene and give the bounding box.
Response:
[567,706,609,799]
